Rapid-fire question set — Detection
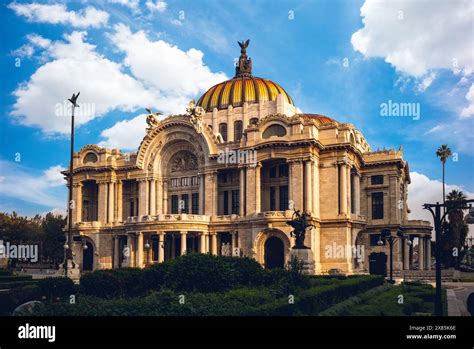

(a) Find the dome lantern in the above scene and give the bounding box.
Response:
[196,40,294,112]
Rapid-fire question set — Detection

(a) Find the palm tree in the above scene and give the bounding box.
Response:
[445,190,469,269]
[436,145,452,210]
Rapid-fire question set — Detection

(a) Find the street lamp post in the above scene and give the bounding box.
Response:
[378,229,409,283]
[64,92,80,277]
[423,199,474,316]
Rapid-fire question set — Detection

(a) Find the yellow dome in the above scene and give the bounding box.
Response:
[197,39,294,112]
[197,76,294,112]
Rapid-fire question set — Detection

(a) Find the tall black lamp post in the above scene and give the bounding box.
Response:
[64,92,80,277]
[377,229,408,283]
[423,199,474,316]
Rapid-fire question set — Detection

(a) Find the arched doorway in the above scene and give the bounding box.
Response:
[82,242,94,271]
[369,252,387,276]
[264,236,285,269]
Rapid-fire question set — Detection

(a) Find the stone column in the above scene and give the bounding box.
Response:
[158,232,165,263]
[97,180,108,223]
[255,164,261,213]
[113,237,120,268]
[138,179,149,216]
[156,178,163,214]
[312,159,320,218]
[199,175,205,215]
[163,180,168,214]
[136,233,144,268]
[204,171,218,216]
[116,180,123,222]
[403,236,410,270]
[180,231,187,255]
[304,160,313,213]
[354,172,361,215]
[128,234,135,267]
[72,182,83,223]
[200,232,207,253]
[149,179,156,215]
[239,168,245,216]
[289,160,303,211]
[425,238,431,270]
[108,181,115,223]
[211,233,218,255]
[418,237,425,270]
[231,231,236,253]
[339,163,347,215]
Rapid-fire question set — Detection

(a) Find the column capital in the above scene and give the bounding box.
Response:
[96,179,109,185]
[72,182,83,188]
[136,178,149,183]
[287,158,304,164]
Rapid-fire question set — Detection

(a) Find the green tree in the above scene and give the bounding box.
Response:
[443,190,469,269]
[41,213,66,266]
[436,145,452,208]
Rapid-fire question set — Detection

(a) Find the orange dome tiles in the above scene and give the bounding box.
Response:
[197,76,294,111]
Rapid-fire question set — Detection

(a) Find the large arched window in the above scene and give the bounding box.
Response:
[262,124,287,139]
[219,123,228,141]
[234,120,243,141]
[83,152,98,164]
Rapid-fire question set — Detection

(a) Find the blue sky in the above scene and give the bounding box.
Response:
[0,0,473,223]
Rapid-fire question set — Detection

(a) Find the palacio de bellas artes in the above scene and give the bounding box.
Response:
[2,1,474,340]
[66,41,432,277]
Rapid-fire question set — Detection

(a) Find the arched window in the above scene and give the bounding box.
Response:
[83,152,98,164]
[219,123,228,141]
[234,120,243,141]
[262,124,287,139]
[249,117,259,126]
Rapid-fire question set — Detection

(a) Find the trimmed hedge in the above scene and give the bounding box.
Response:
[0,280,37,290]
[79,254,268,297]
[30,275,385,316]
[0,275,33,282]
[37,277,76,301]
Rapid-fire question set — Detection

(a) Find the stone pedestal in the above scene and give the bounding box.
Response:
[289,248,315,275]
[58,259,81,283]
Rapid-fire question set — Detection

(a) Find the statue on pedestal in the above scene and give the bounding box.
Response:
[286,209,313,249]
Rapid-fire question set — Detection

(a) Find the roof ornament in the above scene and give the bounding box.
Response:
[145,108,161,128]
[235,39,252,77]
[186,99,205,133]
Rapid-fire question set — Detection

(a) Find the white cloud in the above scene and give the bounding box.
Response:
[0,161,66,209]
[460,83,474,118]
[415,72,436,93]
[351,0,473,83]
[424,124,444,135]
[10,31,157,134]
[8,2,109,28]
[11,44,34,58]
[98,113,147,150]
[110,24,227,98]
[27,33,51,48]
[108,0,140,10]
[408,172,474,236]
[145,1,167,12]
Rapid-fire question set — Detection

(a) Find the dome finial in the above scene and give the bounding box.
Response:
[235,39,252,77]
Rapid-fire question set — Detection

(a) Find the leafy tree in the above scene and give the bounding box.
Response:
[442,190,469,269]
[41,213,66,266]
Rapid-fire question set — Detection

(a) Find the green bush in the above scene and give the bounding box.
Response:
[37,277,75,301]
[0,284,39,315]
[0,270,13,276]
[0,275,33,283]
[0,280,37,289]
[158,253,265,293]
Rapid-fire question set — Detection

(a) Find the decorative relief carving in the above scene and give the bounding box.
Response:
[170,150,198,172]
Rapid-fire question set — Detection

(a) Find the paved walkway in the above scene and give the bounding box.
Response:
[444,282,474,316]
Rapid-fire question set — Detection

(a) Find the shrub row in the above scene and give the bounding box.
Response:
[30,275,385,316]
[0,275,33,283]
[319,283,393,316]
[79,253,309,298]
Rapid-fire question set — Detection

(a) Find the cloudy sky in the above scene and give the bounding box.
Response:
[0,0,473,230]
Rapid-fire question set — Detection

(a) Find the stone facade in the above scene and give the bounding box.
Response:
[65,48,432,275]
